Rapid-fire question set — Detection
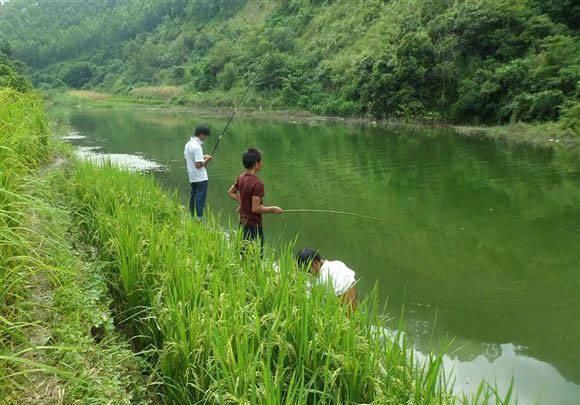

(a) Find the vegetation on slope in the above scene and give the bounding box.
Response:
[0,89,148,403]
[0,41,31,92]
[1,0,578,129]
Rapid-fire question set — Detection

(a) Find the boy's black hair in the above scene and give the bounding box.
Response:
[194,125,211,137]
[296,248,323,268]
[242,148,262,169]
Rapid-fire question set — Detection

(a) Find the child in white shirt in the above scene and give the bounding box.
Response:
[296,248,357,309]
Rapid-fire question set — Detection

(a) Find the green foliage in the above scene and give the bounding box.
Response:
[529,0,580,29]
[0,89,150,403]
[560,102,580,133]
[255,52,289,91]
[62,62,94,88]
[186,0,247,21]
[0,44,31,92]
[0,64,31,92]
[1,0,578,127]
[217,62,237,90]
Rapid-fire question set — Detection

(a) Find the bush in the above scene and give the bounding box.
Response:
[62,63,94,89]
[509,90,566,122]
[129,86,182,100]
[322,99,362,117]
[255,53,289,91]
[559,102,580,135]
[0,64,31,92]
[217,62,236,90]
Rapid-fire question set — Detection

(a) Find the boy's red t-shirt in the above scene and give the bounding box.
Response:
[234,172,265,227]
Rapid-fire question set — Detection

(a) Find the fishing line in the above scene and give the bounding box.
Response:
[210,52,270,156]
[283,209,387,223]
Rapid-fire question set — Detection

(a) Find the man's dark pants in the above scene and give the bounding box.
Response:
[189,180,208,219]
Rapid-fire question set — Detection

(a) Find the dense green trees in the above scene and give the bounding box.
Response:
[62,62,94,89]
[0,0,578,127]
[0,40,31,92]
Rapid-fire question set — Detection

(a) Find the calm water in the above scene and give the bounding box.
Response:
[58,107,580,404]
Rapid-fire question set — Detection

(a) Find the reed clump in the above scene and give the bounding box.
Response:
[65,161,461,404]
[0,88,49,324]
[129,86,182,100]
[67,89,111,101]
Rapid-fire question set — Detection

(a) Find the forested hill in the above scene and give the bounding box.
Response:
[1,0,578,126]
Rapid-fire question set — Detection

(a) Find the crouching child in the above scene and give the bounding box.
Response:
[296,248,357,309]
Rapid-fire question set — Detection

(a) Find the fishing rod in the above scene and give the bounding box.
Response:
[210,52,270,156]
[283,209,387,223]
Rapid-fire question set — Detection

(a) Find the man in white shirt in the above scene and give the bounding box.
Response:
[296,248,357,309]
[184,125,212,220]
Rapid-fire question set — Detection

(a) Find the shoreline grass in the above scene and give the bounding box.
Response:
[0,88,149,403]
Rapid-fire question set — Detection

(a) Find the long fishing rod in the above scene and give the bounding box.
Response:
[283,209,387,223]
[210,53,270,156]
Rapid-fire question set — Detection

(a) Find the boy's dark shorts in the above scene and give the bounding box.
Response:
[242,225,263,244]
[241,225,264,256]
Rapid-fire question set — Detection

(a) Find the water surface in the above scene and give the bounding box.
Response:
[58,107,580,404]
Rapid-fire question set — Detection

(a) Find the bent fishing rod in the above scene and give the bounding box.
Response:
[210,53,270,156]
[283,209,387,223]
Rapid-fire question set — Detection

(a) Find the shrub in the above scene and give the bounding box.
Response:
[62,63,94,89]
[217,62,236,90]
[559,102,580,135]
[129,86,182,99]
[0,64,31,92]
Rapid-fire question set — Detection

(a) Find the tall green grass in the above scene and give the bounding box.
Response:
[0,88,49,338]
[65,162,465,404]
[0,88,148,402]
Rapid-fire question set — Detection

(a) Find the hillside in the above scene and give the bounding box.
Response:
[1,0,578,127]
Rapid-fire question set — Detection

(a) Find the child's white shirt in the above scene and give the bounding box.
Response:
[318,260,356,296]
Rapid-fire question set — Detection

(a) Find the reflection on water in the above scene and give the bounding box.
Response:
[74,145,165,172]
[413,341,579,404]
[57,107,580,404]
[61,131,86,140]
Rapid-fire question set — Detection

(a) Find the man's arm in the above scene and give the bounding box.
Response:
[251,195,283,214]
[227,183,240,202]
[193,146,212,169]
[202,154,213,167]
[195,155,212,169]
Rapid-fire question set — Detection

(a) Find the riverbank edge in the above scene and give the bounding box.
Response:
[49,89,579,149]
[19,157,152,403]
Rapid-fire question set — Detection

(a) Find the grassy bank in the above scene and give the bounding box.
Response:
[0,88,148,403]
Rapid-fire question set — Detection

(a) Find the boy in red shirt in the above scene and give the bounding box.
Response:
[227,148,283,253]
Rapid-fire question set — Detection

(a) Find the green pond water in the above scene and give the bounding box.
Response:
[58,107,580,404]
